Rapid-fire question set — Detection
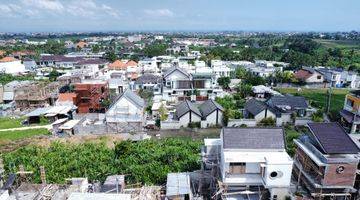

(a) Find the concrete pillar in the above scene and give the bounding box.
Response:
[350,124,357,134]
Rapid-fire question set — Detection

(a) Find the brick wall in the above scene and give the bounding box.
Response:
[323,163,357,186]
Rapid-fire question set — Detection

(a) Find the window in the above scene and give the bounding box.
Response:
[269,171,283,179]
[346,99,354,107]
[229,162,246,174]
[317,75,322,79]
[270,171,278,178]
[336,166,345,174]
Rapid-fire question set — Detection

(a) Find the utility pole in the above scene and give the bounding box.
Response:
[326,86,332,114]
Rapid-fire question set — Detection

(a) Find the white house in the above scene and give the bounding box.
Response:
[174,100,202,127]
[163,67,192,102]
[203,128,293,200]
[105,89,145,132]
[0,57,26,74]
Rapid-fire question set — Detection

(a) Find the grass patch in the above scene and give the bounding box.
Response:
[276,88,349,113]
[0,117,25,129]
[314,39,360,49]
[0,128,50,144]
[285,127,300,157]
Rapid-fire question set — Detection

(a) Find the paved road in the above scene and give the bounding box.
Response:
[0,124,52,132]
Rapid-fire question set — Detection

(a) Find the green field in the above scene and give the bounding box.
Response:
[276,87,349,113]
[0,117,25,129]
[0,128,50,144]
[314,39,360,49]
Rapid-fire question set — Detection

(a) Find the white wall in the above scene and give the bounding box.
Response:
[254,109,276,123]
[202,110,223,128]
[263,163,293,188]
[0,61,26,74]
[178,112,201,127]
[106,97,143,122]
[306,72,324,83]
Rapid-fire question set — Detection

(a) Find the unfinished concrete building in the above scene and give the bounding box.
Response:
[14,82,61,110]
[74,80,109,113]
[293,123,360,199]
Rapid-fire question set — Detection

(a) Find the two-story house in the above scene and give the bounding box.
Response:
[163,67,193,102]
[105,89,145,132]
[293,123,360,199]
[340,90,360,133]
[203,128,293,200]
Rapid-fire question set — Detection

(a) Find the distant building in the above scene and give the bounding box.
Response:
[0,57,26,74]
[294,67,325,84]
[340,90,360,133]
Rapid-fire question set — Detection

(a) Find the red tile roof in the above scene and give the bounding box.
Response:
[294,69,312,80]
[126,60,137,67]
[0,57,18,62]
[108,60,126,70]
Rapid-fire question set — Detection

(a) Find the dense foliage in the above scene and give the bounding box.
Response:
[0,74,35,85]
[1,138,202,185]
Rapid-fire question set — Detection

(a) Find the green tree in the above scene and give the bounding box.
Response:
[105,51,117,62]
[49,70,60,81]
[217,77,231,89]
[143,44,167,57]
[236,83,253,98]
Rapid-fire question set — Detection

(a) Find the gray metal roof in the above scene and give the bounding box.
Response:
[267,95,308,110]
[199,99,224,117]
[245,98,267,116]
[112,89,145,109]
[163,66,190,78]
[175,100,201,119]
[25,107,52,117]
[308,123,360,154]
[166,173,191,196]
[222,127,285,149]
[135,74,162,84]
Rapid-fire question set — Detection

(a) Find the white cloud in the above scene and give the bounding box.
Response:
[21,0,64,12]
[144,9,174,17]
[0,0,120,19]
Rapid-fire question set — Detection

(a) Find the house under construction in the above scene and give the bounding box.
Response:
[74,80,109,113]
[292,123,360,200]
[14,82,61,110]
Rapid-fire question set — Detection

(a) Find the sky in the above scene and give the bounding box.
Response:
[0,0,359,32]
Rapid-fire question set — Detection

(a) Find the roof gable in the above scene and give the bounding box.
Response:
[111,89,145,109]
[175,100,201,119]
[199,99,224,117]
[164,67,190,79]
[245,98,268,116]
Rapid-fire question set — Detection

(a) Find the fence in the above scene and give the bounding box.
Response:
[161,120,181,130]
[227,119,257,127]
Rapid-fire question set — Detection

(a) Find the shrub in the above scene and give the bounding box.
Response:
[188,122,201,128]
[258,117,276,126]
[2,138,202,185]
